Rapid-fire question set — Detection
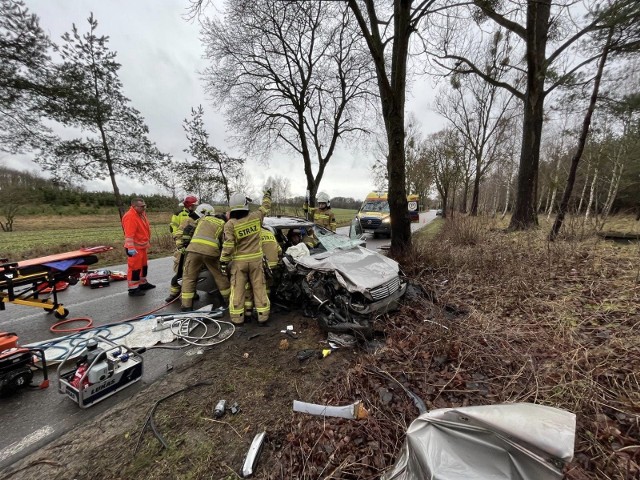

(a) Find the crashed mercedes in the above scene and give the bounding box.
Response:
[263,216,407,337]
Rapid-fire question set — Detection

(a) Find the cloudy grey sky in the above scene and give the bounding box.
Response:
[17,0,445,201]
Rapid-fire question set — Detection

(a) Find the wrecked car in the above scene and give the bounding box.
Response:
[263,216,407,337]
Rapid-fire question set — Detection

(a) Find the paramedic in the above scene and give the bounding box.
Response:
[122,198,155,297]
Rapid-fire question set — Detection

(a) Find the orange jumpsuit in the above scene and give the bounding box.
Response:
[122,206,151,289]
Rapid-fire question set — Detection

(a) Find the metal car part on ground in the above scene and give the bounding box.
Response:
[382,403,576,480]
[263,216,406,338]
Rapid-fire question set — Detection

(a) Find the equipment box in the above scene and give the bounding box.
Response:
[58,337,143,408]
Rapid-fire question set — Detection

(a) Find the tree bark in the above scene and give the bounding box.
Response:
[550,28,612,240]
[508,0,551,231]
[585,168,598,222]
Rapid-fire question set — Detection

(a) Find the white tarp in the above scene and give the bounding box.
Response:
[382,403,576,480]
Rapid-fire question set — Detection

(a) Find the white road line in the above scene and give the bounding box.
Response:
[0,425,54,462]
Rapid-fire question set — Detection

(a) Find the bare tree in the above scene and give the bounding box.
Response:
[346,0,438,254]
[265,175,291,216]
[426,128,465,218]
[427,0,637,230]
[550,1,640,238]
[435,31,517,216]
[201,0,375,208]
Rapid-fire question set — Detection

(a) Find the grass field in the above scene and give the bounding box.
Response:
[0,209,359,264]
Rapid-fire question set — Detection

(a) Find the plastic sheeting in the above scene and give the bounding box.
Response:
[382,403,576,480]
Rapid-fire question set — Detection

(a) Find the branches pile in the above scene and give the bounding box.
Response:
[269,218,639,479]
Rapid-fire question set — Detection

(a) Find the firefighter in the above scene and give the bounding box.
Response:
[300,227,319,249]
[244,226,282,320]
[180,204,230,312]
[122,198,154,296]
[166,195,199,302]
[303,192,337,231]
[220,189,271,325]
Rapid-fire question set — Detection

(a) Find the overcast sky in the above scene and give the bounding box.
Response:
[15,0,446,201]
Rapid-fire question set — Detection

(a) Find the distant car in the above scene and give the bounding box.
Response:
[263,215,407,337]
[435,209,443,216]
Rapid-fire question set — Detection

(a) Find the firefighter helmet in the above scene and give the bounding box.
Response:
[183,195,198,208]
[229,192,249,212]
[316,192,330,204]
[195,203,215,217]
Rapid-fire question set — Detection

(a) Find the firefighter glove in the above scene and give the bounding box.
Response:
[220,261,229,276]
[303,202,309,212]
[127,249,138,257]
[265,188,272,198]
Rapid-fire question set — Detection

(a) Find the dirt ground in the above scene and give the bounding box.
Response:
[2,217,639,480]
[1,308,364,480]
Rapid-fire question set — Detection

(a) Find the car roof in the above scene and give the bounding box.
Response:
[263,215,315,229]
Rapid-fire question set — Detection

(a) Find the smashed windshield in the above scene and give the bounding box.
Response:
[361,201,389,213]
[314,227,362,252]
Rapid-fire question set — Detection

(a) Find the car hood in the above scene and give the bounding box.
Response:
[296,246,400,292]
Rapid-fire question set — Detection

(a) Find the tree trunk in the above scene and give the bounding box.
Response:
[585,168,598,222]
[577,164,590,214]
[508,0,551,231]
[501,171,512,219]
[461,176,469,213]
[602,161,624,223]
[550,29,611,240]
[470,162,481,216]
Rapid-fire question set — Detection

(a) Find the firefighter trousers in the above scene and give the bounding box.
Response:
[169,250,182,296]
[181,252,231,308]
[229,259,269,324]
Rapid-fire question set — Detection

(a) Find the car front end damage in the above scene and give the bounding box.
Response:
[276,246,406,337]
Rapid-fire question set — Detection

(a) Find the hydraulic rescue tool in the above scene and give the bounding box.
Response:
[0,331,49,396]
[57,336,144,408]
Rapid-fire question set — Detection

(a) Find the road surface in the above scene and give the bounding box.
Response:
[0,211,436,470]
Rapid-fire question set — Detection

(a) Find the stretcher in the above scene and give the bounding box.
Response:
[0,246,114,319]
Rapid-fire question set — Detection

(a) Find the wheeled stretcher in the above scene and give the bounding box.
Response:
[0,246,113,319]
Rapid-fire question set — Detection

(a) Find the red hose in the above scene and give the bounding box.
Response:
[49,295,180,334]
[50,317,94,333]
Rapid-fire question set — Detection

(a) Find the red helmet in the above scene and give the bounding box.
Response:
[183,195,198,208]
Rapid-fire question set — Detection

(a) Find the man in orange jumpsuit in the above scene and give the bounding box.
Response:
[122,197,154,297]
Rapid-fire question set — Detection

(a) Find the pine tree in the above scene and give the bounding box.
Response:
[36,14,167,217]
[0,0,55,153]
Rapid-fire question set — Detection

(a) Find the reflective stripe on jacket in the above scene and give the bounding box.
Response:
[310,207,336,232]
[170,208,189,234]
[261,228,281,268]
[122,206,151,249]
[221,192,271,263]
[174,216,197,249]
[187,215,226,257]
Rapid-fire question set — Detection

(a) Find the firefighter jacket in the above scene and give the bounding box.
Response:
[186,215,226,257]
[221,192,271,264]
[305,206,336,232]
[261,228,281,269]
[170,208,198,234]
[174,216,198,249]
[122,206,151,250]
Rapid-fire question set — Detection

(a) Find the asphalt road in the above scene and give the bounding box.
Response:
[0,210,436,470]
